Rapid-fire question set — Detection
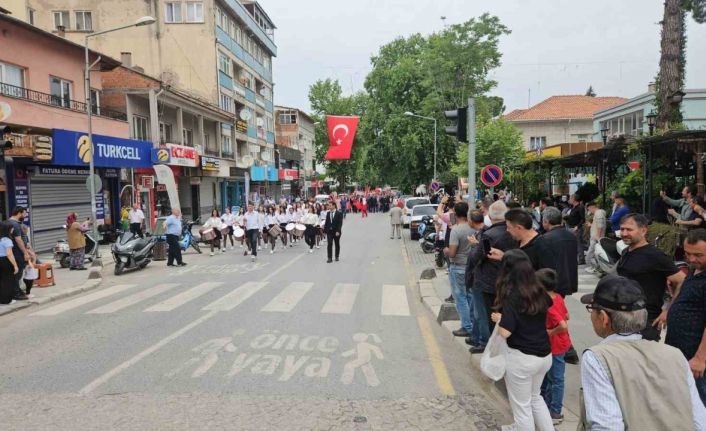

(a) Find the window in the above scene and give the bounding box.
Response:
[75,11,92,31]
[220,94,233,112]
[204,134,210,149]
[165,2,182,23]
[159,122,173,143]
[183,129,193,146]
[186,2,203,22]
[218,52,231,76]
[52,11,69,30]
[133,115,149,140]
[529,136,546,150]
[49,76,72,108]
[576,134,589,143]
[90,89,100,115]
[27,8,35,25]
[222,135,233,156]
[0,62,25,97]
[216,7,224,28]
[279,111,297,125]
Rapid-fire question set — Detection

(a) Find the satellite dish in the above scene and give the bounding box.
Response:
[260,151,270,161]
[242,155,254,167]
[256,117,264,127]
[239,109,252,121]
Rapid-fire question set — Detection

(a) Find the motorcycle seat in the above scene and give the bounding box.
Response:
[133,239,151,251]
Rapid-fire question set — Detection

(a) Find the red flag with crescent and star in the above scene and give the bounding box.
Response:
[325,115,359,160]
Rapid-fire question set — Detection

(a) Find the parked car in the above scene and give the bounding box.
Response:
[402,197,431,228]
[409,204,437,240]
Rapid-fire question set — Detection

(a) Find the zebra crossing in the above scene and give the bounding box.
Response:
[30,281,412,318]
[577,271,600,293]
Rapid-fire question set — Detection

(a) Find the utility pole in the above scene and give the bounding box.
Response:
[467,98,476,203]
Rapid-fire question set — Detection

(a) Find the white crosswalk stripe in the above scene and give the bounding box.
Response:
[31,284,138,316]
[202,282,268,311]
[321,283,359,314]
[381,284,410,316]
[261,282,313,312]
[144,282,224,312]
[86,283,180,314]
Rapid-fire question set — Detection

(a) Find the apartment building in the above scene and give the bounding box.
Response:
[8,0,279,204]
[275,106,316,197]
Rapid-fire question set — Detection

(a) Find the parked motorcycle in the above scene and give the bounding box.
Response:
[112,232,157,275]
[97,224,120,244]
[180,219,202,254]
[53,227,98,268]
[417,216,445,268]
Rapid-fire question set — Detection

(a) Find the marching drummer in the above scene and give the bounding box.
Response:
[264,206,278,254]
[277,206,290,247]
[287,206,299,246]
[302,206,319,254]
[202,209,225,256]
[221,207,236,250]
[235,207,248,250]
[257,205,266,251]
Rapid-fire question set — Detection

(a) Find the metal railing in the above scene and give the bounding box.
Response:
[204,147,220,157]
[0,82,127,121]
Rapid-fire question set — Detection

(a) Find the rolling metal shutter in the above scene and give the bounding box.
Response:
[30,177,91,252]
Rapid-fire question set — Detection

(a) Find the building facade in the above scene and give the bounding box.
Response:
[274,106,315,197]
[505,95,627,152]
[0,12,154,250]
[9,0,278,206]
[593,85,706,141]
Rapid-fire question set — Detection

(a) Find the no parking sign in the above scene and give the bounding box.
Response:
[480,165,503,188]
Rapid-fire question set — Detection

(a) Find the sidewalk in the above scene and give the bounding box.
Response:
[404,232,601,430]
[0,244,113,317]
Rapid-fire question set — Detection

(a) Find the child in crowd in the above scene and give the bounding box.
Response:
[537,268,572,425]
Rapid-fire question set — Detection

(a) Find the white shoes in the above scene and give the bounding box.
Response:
[230,246,234,250]
[309,249,313,254]
[251,256,256,262]
[258,246,262,250]
[270,250,274,254]
[221,248,226,252]
[240,244,243,248]
[210,252,214,256]
[316,245,320,249]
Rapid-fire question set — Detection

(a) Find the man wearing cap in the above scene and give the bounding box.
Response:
[617,213,685,341]
[580,275,706,430]
[667,228,706,404]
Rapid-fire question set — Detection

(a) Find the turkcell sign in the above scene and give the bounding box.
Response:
[51,129,152,168]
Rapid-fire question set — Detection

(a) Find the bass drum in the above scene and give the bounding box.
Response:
[293,223,306,238]
[233,227,245,239]
[285,223,295,232]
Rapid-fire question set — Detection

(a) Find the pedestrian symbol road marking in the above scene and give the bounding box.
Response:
[30,284,138,316]
[261,282,313,313]
[144,282,224,312]
[201,282,268,311]
[341,333,384,387]
[321,283,359,314]
[380,284,410,316]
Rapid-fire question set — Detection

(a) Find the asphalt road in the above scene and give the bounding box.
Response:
[0,212,508,430]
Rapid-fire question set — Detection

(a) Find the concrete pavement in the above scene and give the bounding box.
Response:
[0,211,510,430]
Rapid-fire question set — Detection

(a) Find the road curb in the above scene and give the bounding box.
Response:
[0,266,104,317]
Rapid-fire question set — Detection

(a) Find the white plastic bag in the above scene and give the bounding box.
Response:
[480,324,508,381]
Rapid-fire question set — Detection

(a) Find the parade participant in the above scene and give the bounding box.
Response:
[243,203,260,262]
[257,205,266,250]
[324,201,343,263]
[163,208,186,267]
[276,206,289,247]
[235,207,248,250]
[302,206,319,253]
[287,206,298,246]
[316,203,326,249]
[202,209,225,256]
[220,207,236,250]
[264,206,278,254]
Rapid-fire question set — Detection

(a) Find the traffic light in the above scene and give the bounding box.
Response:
[444,107,468,143]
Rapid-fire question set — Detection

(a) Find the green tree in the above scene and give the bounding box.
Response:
[585,85,596,97]
[308,79,368,191]
[450,118,524,184]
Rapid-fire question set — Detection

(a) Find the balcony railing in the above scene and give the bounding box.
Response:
[0,82,127,121]
[205,147,220,157]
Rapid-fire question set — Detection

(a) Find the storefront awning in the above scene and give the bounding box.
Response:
[52,128,152,168]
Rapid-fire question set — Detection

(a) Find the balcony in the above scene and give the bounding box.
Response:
[205,147,220,157]
[0,82,127,121]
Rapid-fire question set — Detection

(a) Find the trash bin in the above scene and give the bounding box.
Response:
[152,239,167,261]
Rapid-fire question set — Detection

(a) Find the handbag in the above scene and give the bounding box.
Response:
[480,325,508,381]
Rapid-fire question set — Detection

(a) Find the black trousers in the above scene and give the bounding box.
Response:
[482,291,496,333]
[326,231,340,259]
[166,234,183,265]
[0,257,14,304]
[304,225,316,249]
[130,223,143,237]
[247,229,259,256]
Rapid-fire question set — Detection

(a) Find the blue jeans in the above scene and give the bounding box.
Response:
[448,264,473,336]
[470,287,489,347]
[696,376,706,406]
[541,353,566,415]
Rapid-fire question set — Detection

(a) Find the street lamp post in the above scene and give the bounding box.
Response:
[646,111,657,136]
[404,111,437,181]
[84,16,155,250]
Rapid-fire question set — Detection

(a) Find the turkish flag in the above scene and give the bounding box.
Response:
[325,115,359,160]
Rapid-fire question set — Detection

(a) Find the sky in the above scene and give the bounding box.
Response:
[262,0,706,114]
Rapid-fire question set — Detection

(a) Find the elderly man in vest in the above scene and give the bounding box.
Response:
[579,275,706,430]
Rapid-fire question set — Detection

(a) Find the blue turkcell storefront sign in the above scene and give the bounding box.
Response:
[52,129,153,168]
[250,165,278,181]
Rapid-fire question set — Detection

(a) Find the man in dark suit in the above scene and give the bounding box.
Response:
[324,201,343,262]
